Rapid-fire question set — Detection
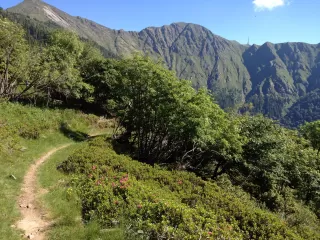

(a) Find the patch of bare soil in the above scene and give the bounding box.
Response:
[16,144,71,240]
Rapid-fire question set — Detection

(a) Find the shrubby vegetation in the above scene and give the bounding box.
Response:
[0,16,102,103]
[1,17,320,239]
[59,137,319,239]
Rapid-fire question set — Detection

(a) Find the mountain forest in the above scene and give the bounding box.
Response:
[1,1,320,239]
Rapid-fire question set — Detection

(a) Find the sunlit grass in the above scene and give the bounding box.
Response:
[38,141,124,240]
[0,133,74,240]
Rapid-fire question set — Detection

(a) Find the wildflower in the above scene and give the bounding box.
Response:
[137,204,142,209]
[119,176,129,184]
[92,165,97,170]
[88,174,93,178]
[114,200,119,205]
[177,180,183,185]
[208,232,212,235]
[111,182,116,188]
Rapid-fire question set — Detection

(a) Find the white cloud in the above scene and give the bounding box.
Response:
[253,0,288,11]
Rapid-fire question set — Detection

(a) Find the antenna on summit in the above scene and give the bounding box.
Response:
[247,37,250,45]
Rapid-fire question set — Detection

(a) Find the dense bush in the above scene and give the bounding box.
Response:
[59,138,320,239]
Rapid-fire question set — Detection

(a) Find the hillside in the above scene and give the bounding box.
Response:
[1,16,320,239]
[2,102,320,239]
[5,0,320,124]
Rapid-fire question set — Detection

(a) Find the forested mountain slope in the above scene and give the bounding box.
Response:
[5,0,320,126]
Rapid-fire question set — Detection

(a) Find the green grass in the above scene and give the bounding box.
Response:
[38,141,124,240]
[0,133,74,240]
[0,102,110,239]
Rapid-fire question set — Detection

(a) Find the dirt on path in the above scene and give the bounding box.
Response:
[16,144,72,240]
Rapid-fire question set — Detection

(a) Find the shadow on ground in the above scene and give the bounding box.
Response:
[59,122,89,142]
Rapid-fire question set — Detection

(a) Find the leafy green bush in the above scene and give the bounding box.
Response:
[59,138,320,239]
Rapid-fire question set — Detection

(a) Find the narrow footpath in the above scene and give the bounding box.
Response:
[16,144,72,240]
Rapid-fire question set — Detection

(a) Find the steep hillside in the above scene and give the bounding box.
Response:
[6,0,251,106]
[282,89,320,127]
[7,0,144,56]
[6,0,320,124]
[243,42,320,119]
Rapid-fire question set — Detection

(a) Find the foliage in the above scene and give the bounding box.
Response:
[0,18,103,103]
[229,115,320,219]
[58,139,320,239]
[300,120,320,153]
[38,143,125,240]
[0,18,29,99]
[99,55,243,175]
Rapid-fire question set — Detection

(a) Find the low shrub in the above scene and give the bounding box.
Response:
[59,139,319,239]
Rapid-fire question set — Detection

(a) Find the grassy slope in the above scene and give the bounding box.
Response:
[38,143,124,240]
[0,102,102,239]
[0,133,74,239]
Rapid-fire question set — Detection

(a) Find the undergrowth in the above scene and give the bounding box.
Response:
[38,143,124,240]
[58,137,320,240]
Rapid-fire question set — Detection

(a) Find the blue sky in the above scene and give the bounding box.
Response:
[1,0,319,45]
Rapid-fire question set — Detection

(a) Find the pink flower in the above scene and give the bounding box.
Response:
[88,174,93,178]
[92,165,97,170]
[177,180,183,185]
[111,182,116,188]
[137,204,142,209]
[208,232,212,235]
[119,176,129,184]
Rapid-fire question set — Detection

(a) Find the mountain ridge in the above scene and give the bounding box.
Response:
[5,0,320,126]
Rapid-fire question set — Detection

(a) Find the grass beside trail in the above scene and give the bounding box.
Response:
[38,141,124,240]
[0,102,113,239]
[0,133,74,240]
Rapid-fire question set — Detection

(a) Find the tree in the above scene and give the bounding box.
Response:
[231,115,292,210]
[104,55,243,171]
[0,18,28,99]
[17,30,96,104]
[300,120,320,155]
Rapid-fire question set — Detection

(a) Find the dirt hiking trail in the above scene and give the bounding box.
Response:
[16,144,72,240]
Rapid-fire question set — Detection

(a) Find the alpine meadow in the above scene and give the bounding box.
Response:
[1,0,320,239]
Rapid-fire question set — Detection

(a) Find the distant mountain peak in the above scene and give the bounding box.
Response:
[24,0,42,2]
[6,0,320,123]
